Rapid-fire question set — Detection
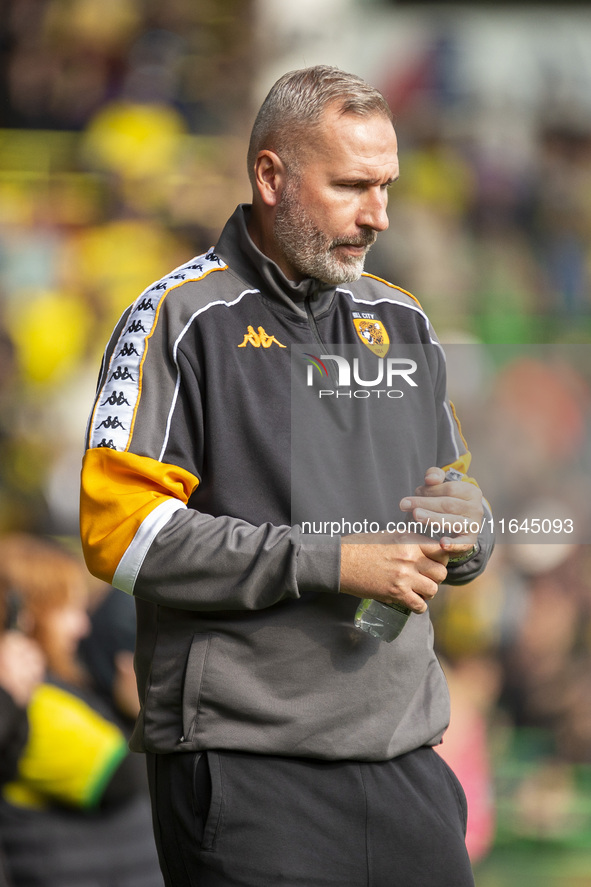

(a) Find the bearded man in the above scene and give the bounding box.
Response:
[80,65,492,887]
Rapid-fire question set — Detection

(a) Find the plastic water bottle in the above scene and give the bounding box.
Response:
[354,598,411,642]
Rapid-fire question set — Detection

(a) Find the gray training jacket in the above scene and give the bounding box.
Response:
[80,204,492,761]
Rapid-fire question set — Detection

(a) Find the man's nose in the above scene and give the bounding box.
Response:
[358,189,389,232]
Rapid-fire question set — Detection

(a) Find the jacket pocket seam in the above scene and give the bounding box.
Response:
[182,632,213,742]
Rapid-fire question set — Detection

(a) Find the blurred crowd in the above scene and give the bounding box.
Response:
[432,345,591,869]
[0,0,255,537]
[0,534,163,886]
[1,0,591,882]
[368,23,591,344]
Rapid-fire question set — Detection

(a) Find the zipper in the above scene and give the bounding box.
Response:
[304,293,324,347]
[304,291,339,385]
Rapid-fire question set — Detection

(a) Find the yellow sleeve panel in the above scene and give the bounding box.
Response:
[80,447,200,583]
[442,402,478,486]
[2,684,128,810]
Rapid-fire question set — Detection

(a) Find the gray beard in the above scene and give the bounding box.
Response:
[273,184,376,285]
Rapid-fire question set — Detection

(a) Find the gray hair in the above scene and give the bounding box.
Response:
[247,65,393,185]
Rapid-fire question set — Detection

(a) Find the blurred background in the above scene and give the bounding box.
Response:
[1,0,591,884]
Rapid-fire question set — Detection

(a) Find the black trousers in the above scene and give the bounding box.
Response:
[146,746,475,887]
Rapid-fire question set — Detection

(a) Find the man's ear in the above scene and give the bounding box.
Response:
[253,150,286,208]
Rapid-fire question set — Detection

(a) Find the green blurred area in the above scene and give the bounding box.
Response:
[474,730,591,885]
[475,848,591,887]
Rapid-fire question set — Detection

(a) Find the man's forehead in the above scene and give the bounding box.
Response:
[298,106,398,166]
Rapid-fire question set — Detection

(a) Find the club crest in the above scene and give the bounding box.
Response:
[352,313,390,357]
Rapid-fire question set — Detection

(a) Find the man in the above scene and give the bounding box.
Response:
[80,66,492,886]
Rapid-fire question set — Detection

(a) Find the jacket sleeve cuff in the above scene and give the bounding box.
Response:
[445,503,495,585]
[294,528,341,594]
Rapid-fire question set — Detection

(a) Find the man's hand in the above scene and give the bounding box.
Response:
[399,466,484,556]
[340,534,449,614]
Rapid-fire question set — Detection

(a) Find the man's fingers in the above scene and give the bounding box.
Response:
[423,466,445,486]
[399,472,483,551]
[400,482,483,534]
[340,538,449,612]
[419,554,448,585]
[440,536,478,552]
[411,480,481,502]
[399,577,439,612]
[413,499,474,518]
[401,569,445,612]
[404,594,429,614]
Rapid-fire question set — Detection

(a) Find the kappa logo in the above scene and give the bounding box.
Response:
[117,342,140,358]
[109,366,135,382]
[352,312,390,357]
[134,297,155,313]
[126,319,147,334]
[101,390,131,407]
[97,415,126,430]
[238,325,287,349]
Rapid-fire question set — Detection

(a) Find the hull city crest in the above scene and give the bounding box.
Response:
[352,312,390,357]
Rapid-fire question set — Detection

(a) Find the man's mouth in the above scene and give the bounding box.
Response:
[331,235,377,255]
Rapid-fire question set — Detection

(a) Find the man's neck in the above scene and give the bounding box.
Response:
[246,203,302,283]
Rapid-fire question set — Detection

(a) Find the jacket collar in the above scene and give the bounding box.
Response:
[215,204,337,317]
